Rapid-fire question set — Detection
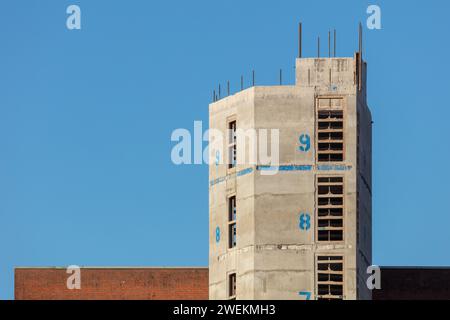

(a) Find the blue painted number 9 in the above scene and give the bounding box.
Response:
[299,134,311,152]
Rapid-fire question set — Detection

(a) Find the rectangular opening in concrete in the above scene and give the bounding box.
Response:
[318,184,343,195]
[318,132,343,141]
[318,177,343,183]
[317,256,344,300]
[228,273,236,299]
[318,197,343,206]
[228,224,236,249]
[228,120,236,169]
[318,121,343,130]
[318,273,343,283]
[317,176,344,242]
[228,196,236,221]
[318,142,344,151]
[316,99,344,163]
[318,208,343,217]
[318,153,344,162]
[228,196,237,249]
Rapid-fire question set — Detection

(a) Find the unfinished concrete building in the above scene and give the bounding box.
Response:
[209,25,372,300]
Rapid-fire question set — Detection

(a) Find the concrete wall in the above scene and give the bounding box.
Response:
[209,89,256,299]
[253,85,315,300]
[15,267,208,300]
[209,56,372,300]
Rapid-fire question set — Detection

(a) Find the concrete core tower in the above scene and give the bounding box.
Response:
[208,25,372,300]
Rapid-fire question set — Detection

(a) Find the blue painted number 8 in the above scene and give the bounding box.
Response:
[299,134,311,152]
[215,227,220,243]
[299,213,311,231]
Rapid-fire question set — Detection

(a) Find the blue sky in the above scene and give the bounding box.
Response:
[0,0,449,300]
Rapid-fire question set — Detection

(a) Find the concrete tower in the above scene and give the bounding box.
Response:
[209,25,372,300]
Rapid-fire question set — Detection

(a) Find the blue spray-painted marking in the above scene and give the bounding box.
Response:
[299,134,311,152]
[215,227,220,243]
[317,164,352,171]
[299,291,311,300]
[210,165,352,187]
[210,167,254,186]
[215,150,220,167]
[299,213,311,231]
[237,167,253,177]
[257,165,313,172]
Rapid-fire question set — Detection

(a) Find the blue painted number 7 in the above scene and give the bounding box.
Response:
[299,291,311,300]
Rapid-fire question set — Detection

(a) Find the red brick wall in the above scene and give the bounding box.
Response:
[15,267,208,300]
[17,266,450,300]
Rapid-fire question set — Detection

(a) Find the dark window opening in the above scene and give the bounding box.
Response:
[317,256,344,300]
[228,120,236,169]
[229,273,236,298]
[318,154,344,162]
[229,223,236,249]
[318,143,343,151]
[228,196,237,249]
[228,196,236,221]
[317,177,344,242]
[317,103,344,163]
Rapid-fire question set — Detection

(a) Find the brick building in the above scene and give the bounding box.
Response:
[372,267,450,300]
[14,266,450,300]
[14,267,208,300]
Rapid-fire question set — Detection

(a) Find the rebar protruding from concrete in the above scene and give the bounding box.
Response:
[317,36,320,58]
[358,22,363,91]
[328,30,331,58]
[359,22,363,59]
[334,29,337,57]
[299,22,302,58]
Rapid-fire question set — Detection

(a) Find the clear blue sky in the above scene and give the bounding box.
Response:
[0,0,449,300]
